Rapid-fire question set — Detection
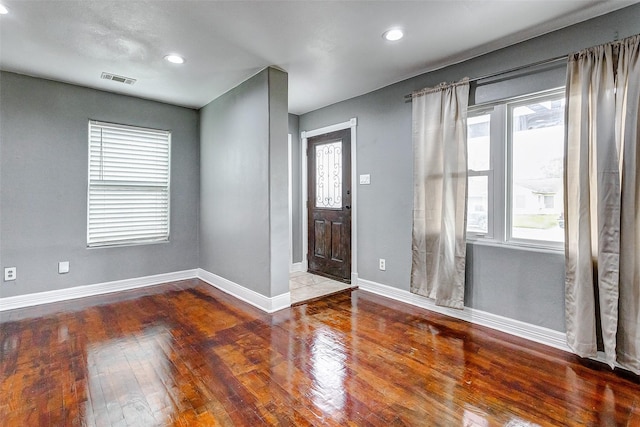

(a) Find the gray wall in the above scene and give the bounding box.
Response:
[464,244,565,329]
[298,4,640,332]
[0,72,200,298]
[200,67,289,297]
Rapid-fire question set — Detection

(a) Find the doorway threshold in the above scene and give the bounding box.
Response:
[290,271,357,305]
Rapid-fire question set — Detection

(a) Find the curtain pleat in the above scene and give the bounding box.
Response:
[411,80,469,309]
[564,34,640,373]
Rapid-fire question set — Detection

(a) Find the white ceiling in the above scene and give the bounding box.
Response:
[1,1,637,115]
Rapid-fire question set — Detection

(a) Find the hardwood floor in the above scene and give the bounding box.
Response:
[1,279,639,426]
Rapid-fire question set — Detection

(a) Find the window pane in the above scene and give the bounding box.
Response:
[511,97,564,242]
[467,114,490,171]
[467,176,489,234]
[315,140,342,208]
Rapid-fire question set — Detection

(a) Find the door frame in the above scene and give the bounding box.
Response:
[301,118,358,284]
[288,134,293,270]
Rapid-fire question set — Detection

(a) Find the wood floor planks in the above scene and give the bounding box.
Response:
[1,278,639,426]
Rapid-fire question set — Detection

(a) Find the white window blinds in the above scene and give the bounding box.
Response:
[88,121,171,247]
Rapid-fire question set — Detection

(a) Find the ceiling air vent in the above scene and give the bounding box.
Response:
[100,72,136,85]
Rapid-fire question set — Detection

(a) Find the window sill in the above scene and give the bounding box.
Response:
[466,237,564,255]
[87,239,170,249]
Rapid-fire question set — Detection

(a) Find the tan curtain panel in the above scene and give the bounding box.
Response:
[564,34,640,373]
[411,79,469,309]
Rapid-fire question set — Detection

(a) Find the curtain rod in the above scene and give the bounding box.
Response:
[404,54,568,100]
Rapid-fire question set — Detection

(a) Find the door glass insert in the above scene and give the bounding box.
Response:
[315,140,342,208]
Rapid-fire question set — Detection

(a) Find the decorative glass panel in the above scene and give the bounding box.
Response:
[315,141,342,208]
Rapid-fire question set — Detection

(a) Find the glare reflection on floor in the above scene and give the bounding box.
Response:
[463,408,489,427]
[85,326,172,426]
[310,327,347,414]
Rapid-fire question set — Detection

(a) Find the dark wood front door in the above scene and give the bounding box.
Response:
[307,129,351,283]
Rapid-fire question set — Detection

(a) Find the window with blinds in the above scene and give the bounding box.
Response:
[88,121,171,247]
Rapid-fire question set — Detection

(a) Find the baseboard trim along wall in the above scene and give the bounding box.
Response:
[357,278,572,353]
[0,269,199,312]
[0,268,568,354]
[197,269,291,313]
[0,268,292,313]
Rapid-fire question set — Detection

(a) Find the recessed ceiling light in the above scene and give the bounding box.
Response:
[0,4,9,14]
[164,54,185,64]
[383,29,404,42]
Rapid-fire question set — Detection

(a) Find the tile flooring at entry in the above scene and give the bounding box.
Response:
[289,271,355,305]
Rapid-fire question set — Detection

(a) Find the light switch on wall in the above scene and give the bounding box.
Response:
[359,174,371,185]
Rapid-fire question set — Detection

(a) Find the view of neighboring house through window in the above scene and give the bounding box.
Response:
[87,121,171,247]
[509,95,565,243]
[466,90,565,247]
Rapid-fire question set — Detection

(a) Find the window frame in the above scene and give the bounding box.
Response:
[87,120,172,248]
[466,88,565,250]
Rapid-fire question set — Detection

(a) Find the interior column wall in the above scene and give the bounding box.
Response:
[199,67,289,298]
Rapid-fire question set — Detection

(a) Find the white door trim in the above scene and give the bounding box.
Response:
[301,118,358,283]
[288,134,293,271]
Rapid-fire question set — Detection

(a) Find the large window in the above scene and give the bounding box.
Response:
[88,121,171,247]
[466,90,565,247]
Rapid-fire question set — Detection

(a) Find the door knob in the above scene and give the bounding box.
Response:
[345,205,351,209]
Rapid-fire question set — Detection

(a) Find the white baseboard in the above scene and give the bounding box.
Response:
[290,262,304,273]
[0,269,198,312]
[197,268,291,313]
[0,268,291,314]
[0,268,568,355]
[358,278,571,353]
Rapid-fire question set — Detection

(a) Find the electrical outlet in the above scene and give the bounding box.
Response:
[4,267,17,281]
[379,258,386,271]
